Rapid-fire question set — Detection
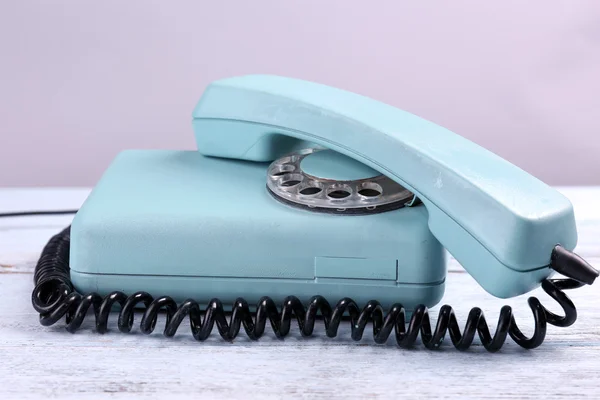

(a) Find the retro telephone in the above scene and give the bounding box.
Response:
[25,75,598,351]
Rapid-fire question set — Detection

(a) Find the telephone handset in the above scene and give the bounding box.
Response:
[192,75,577,298]
[30,75,598,351]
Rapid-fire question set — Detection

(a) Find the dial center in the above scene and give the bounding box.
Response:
[300,149,379,181]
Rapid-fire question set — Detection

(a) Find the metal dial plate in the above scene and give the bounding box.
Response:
[266,148,416,214]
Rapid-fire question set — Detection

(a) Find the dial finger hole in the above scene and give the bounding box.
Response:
[299,181,323,196]
[358,182,383,198]
[280,173,303,188]
[327,184,352,199]
[300,187,322,195]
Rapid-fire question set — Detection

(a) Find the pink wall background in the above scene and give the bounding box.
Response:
[1,1,599,187]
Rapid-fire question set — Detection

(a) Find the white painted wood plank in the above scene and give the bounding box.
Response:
[0,187,599,399]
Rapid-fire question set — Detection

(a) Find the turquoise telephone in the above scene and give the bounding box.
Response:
[29,75,598,351]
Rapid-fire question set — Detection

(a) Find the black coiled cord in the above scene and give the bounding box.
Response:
[31,226,597,352]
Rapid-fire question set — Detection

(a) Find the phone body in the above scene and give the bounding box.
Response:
[69,75,578,309]
[70,149,445,309]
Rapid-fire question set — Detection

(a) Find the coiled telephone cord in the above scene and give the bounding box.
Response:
[28,225,598,352]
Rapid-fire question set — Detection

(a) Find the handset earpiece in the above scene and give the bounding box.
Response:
[192,74,577,298]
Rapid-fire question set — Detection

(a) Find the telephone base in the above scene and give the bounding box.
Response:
[69,150,446,310]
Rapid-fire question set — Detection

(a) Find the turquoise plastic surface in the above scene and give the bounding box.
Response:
[70,150,445,309]
[191,75,578,298]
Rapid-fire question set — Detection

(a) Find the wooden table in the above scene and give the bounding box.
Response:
[1,187,598,399]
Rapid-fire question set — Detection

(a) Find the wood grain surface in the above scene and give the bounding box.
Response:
[0,187,598,399]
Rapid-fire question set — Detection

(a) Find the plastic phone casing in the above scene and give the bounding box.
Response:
[70,150,446,309]
[70,74,578,303]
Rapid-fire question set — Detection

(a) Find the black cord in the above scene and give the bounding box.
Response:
[0,210,78,218]
[31,226,597,351]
